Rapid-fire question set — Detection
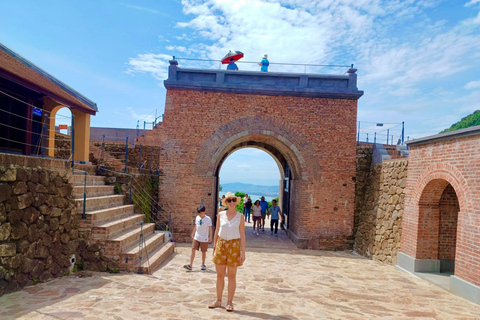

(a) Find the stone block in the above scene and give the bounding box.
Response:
[0,243,16,257]
[27,225,39,243]
[0,168,16,182]
[16,193,34,210]
[0,203,5,223]
[9,254,24,269]
[11,222,28,240]
[0,223,11,241]
[0,183,12,202]
[12,182,28,195]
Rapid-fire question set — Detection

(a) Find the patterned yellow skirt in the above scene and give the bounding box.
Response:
[212,237,242,267]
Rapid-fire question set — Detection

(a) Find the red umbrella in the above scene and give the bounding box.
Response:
[221,51,244,64]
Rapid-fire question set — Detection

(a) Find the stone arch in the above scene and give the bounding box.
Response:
[193,115,320,181]
[47,104,71,158]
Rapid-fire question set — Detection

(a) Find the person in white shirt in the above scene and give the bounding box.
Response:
[208,192,246,312]
[183,205,212,271]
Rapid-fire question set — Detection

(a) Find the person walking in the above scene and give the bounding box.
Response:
[258,54,269,72]
[251,200,262,235]
[268,199,284,237]
[209,192,246,312]
[183,205,212,271]
[259,196,269,232]
[244,197,252,223]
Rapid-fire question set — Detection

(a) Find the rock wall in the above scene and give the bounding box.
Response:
[0,155,77,296]
[354,149,408,265]
[54,132,71,160]
[91,142,161,173]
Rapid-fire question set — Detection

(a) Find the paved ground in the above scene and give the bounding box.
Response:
[1,222,480,320]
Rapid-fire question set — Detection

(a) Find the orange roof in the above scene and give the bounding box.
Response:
[0,42,97,115]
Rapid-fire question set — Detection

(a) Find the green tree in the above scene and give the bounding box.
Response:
[219,184,223,192]
[440,110,480,133]
[235,192,245,212]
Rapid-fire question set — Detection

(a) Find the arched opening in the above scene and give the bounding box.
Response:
[417,179,459,274]
[52,106,72,159]
[211,140,295,245]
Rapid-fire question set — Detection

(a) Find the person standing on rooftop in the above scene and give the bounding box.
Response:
[258,54,269,72]
[227,57,239,70]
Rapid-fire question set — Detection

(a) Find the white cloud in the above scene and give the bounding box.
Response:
[465,0,480,7]
[464,80,480,89]
[126,53,171,80]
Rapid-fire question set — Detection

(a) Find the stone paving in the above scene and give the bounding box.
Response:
[1,222,480,319]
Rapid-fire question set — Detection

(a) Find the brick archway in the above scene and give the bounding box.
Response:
[401,163,469,259]
[140,62,363,248]
[193,115,320,181]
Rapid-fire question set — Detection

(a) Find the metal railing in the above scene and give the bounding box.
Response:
[357,121,405,146]
[173,56,353,74]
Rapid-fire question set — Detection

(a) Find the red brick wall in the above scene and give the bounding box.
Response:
[138,89,358,249]
[401,133,480,286]
[438,184,458,260]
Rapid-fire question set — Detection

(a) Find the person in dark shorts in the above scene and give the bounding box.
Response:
[251,200,262,235]
[184,205,212,271]
[244,196,252,223]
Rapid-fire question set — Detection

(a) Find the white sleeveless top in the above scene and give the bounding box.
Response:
[218,211,242,240]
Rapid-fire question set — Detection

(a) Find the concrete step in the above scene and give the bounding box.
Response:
[92,214,145,241]
[105,223,156,257]
[79,205,135,228]
[73,174,106,186]
[120,232,166,270]
[75,195,125,213]
[73,185,115,198]
[135,241,175,274]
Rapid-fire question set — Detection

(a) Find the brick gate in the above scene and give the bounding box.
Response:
[138,60,363,249]
[397,126,480,304]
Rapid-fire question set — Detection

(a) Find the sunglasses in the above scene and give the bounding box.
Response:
[226,198,237,203]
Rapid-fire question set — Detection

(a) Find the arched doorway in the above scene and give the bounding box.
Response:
[417,179,459,274]
[215,146,286,227]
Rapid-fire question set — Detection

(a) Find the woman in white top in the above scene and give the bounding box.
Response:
[208,192,246,312]
[252,200,262,235]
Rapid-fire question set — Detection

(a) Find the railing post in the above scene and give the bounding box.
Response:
[71,114,75,168]
[401,121,405,145]
[366,133,369,143]
[387,129,389,145]
[150,146,153,174]
[41,115,48,156]
[124,136,128,173]
[101,134,105,165]
[82,171,87,219]
[357,121,360,146]
[138,144,142,172]
[374,132,376,144]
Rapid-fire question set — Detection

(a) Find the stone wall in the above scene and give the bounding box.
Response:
[354,149,407,265]
[0,155,77,296]
[54,132,71,160]
[91,142,161,173]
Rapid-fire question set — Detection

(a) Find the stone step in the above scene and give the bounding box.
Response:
[79,205,135,228]
[73,185,116,198]
[73,174,106,186]
[91,214,145,241]
[135,241,175,274]
[120,232,166,270]
[75,195,125,213]
[104,223,156,257]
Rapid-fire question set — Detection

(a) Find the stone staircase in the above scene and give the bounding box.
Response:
[89,142,125,172]
[73,173,174,274]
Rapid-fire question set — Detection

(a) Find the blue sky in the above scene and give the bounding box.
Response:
[1,0,480,186]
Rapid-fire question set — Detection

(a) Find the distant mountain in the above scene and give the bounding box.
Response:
[440,110,480,133]
[221,182,278,197]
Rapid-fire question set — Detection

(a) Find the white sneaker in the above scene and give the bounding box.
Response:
[252,230,256,234]
[256,232,259,236]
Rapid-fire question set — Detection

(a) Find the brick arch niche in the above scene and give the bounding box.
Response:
[139,60,363,249]
[416,179,459,272]
[397,126,480,304]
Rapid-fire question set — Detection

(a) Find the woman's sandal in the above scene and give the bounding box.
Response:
[208,300,222,309]
[226,302,234,312]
